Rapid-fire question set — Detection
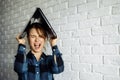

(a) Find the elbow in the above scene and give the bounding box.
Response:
[14,62,27,73]
[58,65,64,73]
[52,65,64,74]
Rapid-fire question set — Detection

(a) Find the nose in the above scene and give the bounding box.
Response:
[35,37,40,42]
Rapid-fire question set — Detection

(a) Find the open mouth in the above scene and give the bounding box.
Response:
[34,43,41,49]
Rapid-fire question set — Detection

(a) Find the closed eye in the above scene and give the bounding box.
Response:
[39,35,44,38]
[30,35,36,38]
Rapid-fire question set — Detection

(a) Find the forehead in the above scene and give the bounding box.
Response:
[29,27,44,35]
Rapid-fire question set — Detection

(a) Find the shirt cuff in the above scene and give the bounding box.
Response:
[18,44,26,54]
[52,45,61,56]
[52,45,58,50]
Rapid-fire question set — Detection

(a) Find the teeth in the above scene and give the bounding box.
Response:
[35,45,39,47]
[34,44,41,49]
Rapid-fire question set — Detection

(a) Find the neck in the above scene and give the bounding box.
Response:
[32,51,42,61]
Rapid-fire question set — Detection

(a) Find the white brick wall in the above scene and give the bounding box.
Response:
[0,0,120,80]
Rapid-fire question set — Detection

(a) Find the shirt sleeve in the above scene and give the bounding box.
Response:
[14,44,28,74]
[50,45,64,74]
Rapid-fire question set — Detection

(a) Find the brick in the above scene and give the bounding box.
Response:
[14,1,24,8]
[60,7,77,17]
[62,71,79,80]
[43,7,53,15]
[87,0,97,3]
[51,17,67,25]
[72,63,91,72]
[24,8,35,16]
[80,36,102,45]
[100,0,120,7]
[12,0,23,4]
[20,4,31,11]
[93,45,118,55]
[102,15,120,26]
[93,64,119,76]
[112,4,120,15]
[104,55,120,66]
[104,75,120,80]
[12,6,21,14]
[68,13,87,23]
[61,46,71,55]
[88,7,110,18]
[51,25,60,33]
[80,55,103,64]
[62,38,80,47]
[63,55,79,63]
[68,0,85,7]
[40,2,48,9]
[71,45,91,55]
[54,74,62,80]
[79,18,100,29]
[46,12,60,20]
[40,0,48,3]
[103,35,120,44]
[29,1,41,8]
[78,1,98,13]
[80,72,103,80]
[72,28,91,37]
[70,55,80,63]
[56,0,68,3]
[53,2,68,12]
[92,25,118,36]
[58,31,72,39]
[64,62,71,71]
[61,22,78,31]
[46,0,58,7]
[41,1,57,9]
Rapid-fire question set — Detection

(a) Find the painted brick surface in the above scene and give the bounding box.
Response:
[0,0,120,80]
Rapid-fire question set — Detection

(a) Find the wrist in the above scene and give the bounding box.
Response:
[18,42,25,45]
[51,43,57,47]
[50,38,57,47]
[19,44,26,47]
[18,40,25,45]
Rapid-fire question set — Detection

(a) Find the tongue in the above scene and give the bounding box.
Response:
[34,44,40,49]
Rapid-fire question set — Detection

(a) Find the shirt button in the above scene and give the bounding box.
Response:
[37,72,39,74]
[53,49,55,51]
[36,64,38,66]
[41,58,43,60]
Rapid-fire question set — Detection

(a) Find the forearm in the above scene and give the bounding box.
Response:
[51,45,64,74]
[14,44,27,73]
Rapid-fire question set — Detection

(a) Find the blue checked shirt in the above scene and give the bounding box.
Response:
[14,44,64,80]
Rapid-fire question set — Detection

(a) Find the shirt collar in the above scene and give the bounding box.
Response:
[27,51,46,60]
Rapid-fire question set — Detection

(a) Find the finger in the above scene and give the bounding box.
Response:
[16,33,22,41]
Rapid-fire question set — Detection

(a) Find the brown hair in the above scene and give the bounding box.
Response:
[27,23,48,40]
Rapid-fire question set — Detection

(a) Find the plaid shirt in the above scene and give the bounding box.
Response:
[14,44,64,80]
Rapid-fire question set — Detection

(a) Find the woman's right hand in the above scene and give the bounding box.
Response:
[16,34,26,44]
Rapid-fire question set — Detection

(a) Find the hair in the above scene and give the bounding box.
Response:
[27,23,48,40]
[27,23,48,51]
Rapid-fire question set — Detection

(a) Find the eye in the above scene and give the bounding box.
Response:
[30,35,36,38]
[39,35,45,39]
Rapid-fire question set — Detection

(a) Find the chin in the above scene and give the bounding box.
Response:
[34,49,41,53]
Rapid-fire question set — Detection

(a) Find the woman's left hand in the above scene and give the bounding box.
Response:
[50,38,57,47]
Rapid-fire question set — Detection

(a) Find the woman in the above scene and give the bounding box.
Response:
[14,23,64,80]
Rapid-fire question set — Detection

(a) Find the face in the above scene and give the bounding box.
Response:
[28,28,46,54]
